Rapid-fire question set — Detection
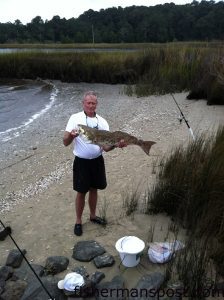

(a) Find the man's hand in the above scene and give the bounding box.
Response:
[70,129,79,138]
[116,139,127,148]
[63,129,79,146]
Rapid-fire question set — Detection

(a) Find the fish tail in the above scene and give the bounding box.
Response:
[139,141,156,156]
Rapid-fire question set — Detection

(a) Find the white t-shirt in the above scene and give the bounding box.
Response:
[65,111,109,159]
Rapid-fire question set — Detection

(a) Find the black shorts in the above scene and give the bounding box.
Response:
[73,155,107,193]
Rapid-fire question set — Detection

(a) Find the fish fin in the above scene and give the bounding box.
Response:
[140,141,156,156]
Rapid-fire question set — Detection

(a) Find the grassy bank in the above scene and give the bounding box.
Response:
[1,41,224,49]
[0,43,224,104]
[146,126,224,280]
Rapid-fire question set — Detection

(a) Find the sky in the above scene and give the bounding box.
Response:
[0,0,208,24]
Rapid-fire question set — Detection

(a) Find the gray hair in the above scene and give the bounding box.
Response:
[83,91,98,100]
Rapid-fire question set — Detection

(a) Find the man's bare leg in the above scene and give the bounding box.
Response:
[75,192,86,224]
[88,188,97,220]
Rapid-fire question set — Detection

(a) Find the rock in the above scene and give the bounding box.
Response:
[91,271,105,284]
[6,249,27,268]
[72,265,89,278]
[96,275,125,300]
[167,281,184,300]
[72,240,105,262]
[21,276,67,300]
[14,263,44,284]
[129,272,165,300]
[0,266,13,281]
[0,279,27,300]
[93,253,115,268]
[43,256,69,275]
[0,226,11,241]
[0,279,6,294]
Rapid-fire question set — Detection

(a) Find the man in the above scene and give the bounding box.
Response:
[63,91,126,236]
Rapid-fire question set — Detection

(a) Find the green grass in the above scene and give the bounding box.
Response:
[165,236,213,300]
[122,187,140,217]
[0,42,224,104]
[146,126,224,276]
[1,41,224,49]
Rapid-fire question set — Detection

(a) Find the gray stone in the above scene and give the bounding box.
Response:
[72,265,89,278]
[0,279,27,300]
[166,281,184,300]
[14,263,44,284]
[129,272,165,300]
[0,279,6,295]
[96,275,125,300]
[0,266,13,281]
[73,240,105,262]
[43,256,69,275]
[0,226,11,241]
[91,271,105,284]
[6,249,27,268]
[93,253,115,268]
[21,276,67,300]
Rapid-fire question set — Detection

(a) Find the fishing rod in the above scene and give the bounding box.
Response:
[171,93,195,141]
[0,220,55,300]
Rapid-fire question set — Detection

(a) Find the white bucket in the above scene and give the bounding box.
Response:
[115,236,145,267]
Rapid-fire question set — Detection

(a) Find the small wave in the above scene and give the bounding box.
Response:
[39,83,54,93]
[8,85,28,91]
[0,84,58,141]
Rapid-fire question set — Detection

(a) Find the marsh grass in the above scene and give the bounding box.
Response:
[147,126,224,276]
[165,236,214,300]
[0,43,167,49]
[187,52,224,105]
[98,196,109,222]
[1,41,223,49]
[122,186,140,217]
[0,43,223,103]
[147,223,156,244]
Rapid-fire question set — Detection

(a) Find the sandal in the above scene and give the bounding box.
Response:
[90,216,107,226]
[74,224,82,236]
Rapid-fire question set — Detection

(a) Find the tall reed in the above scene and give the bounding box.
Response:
[165,236,214,300]
[146,126,224,275]
[0,43,223,103]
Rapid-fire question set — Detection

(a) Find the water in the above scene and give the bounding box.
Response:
[0,79,58,142]
[0,48,137,54]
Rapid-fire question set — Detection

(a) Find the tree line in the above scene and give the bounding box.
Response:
[0,0,223,44]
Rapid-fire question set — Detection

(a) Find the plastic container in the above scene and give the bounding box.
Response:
[115,236,145,267]
[148,241,184,264]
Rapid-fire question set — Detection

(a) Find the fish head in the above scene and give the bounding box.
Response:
[77,124,85,135]
[77,124,91,143]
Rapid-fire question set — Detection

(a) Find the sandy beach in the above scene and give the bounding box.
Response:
[1,82,224,289]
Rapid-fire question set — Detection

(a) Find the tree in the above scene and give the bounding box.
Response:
[27,16,44,42]
[0,1,223,43]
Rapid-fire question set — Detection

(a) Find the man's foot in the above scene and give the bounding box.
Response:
[90,216,107,226]
[74,224,82,236]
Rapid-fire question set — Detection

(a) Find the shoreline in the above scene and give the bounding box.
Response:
[1,82,224,287]
[0,79,57,138]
